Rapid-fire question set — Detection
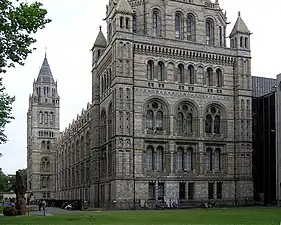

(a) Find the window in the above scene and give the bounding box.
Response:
[240,36,243,48]
[147,146,164,171]
[205,106,223,134]
[219,26,223,46]
[205,148,212,171]
[216,69,223,87]
[214,148,221,171]
[188,183,195,200]
[155,111,163,130]
[41,141,46,150]
[179,183,186,200]
[147,60,154,80]
[108,24,112,42]
[208,182,214,199]
[175,13,183,39]
[108,104,113,139]
[101,110,107,143]
[44,112,48,124]
[39,112,43,124]
[156,146,164,171]
[147,146,154,171]
[157,61,164,81]
[245,37,248,48]
[158,183,165,201]
[187,14,195,41]
[120,17,124,28]
[178,64,184,83]
[132,12,137,33]
[41,157,51,172]
[47,193,51,198]
[152,10,161,37]
[176,104,193,134]
[206,19,214,45]
[148,182,156,200]
[125,17,130,29]
[217,182,222,199]
[206,68,213,86]
[46,141,51,150]
[177,147,193,171]
[145,101,166,133]
[49,112,54,125]
[188,65,195,84]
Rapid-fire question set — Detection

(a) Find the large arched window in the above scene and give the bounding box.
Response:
[41,157,51,172]
[176,104,194,134]
[152,9,161,37]
[178,64,184,83]
[108,103,113,139]
[216,69,223,87]
[205,106,223,134]
[206,18,214,45]
[188,65,195,84]
[175,12,183,39]
[157,61,165,81]
[147,60,154,80]
[206,68,213,86]
[187,14,195,41]
[101,110,107,143]
[145,100,167,134]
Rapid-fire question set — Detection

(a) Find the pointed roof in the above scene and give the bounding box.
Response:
[93,26,107,48]
[116,0,133,14]
[230,11,251,37]
[36,55,55,84]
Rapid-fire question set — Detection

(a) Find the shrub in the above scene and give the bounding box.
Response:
[0,206,3,213]
[3,207,18,216]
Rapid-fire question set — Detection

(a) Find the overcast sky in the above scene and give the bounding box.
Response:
[0,0,280,174]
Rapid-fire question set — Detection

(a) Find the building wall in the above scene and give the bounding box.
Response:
[89,0,253,209]
[276,74,281,205]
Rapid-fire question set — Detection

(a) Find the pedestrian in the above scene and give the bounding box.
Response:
[38,200,42,212]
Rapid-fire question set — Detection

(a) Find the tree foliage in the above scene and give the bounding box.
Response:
[0,169,27,192]
[0,0,52,73]
[0,0,51,145]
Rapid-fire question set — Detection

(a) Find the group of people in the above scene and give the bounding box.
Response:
[38,199,46,211]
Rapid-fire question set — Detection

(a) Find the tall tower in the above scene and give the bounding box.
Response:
[27,55,60,201]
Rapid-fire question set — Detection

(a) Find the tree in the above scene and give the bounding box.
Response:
[0,0,51,144]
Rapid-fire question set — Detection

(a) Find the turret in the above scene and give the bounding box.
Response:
[230,12,251,50]
[91,26,107,64]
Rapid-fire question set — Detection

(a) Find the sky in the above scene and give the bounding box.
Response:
[0,0,280,175]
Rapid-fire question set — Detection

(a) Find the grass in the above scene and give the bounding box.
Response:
[0,207,281,225]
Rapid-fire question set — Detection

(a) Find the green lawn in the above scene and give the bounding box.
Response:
[0,208,280,225]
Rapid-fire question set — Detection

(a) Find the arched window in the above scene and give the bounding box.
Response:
[39,112,43,124]
[41,177,47,188]
[245,37,248,48]
[216,69,223,87]
[125,17,130,29]
[206,19,214,45]
[108,104,113,139]
[156,146,164,171]
[145,101,167,134]
[176,104,194,134]
[132,12,137,33]
[101,110,107,143]
[44,112,48,124]
[205,148,212,171]
[175,13,183,39]
[219,26,223,46]
[214,148,221,171]
[188,65,195,84]
[187,14,195,41]
[205,106,223,134]
[120,16,124,28]
[147,60,154,80]
[178,64,184,83]
[240,36,243,48]
[41,157,51,172]
[186,147,193,171]
[205,115,212,133]
[157,61,164,81]
[49,112,53,125]
[152,10,161,37]
[147,146,154,171]
[46,141,51,150]
[206,68,213,86]
[41,141,46,150]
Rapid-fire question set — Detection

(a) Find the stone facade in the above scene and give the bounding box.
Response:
[27,56,60,200]
[28,0,254,209]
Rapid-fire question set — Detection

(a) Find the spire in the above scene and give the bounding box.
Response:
[36,56,55,84]
[230,11,251,37]
[93,26,107,48]
[116,0,133,14]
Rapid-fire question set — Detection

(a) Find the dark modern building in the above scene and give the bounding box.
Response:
[252,76,277,205]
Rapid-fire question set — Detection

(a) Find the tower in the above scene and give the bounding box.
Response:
[27,55,60,201]
[230,11,253,202]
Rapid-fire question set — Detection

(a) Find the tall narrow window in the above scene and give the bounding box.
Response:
[158,183,165,201]
[157,62,164,81]
[39,112,43,124]
[205,115,212,133]
[206,19,214,45]
[214,115,221,134]
[206,68,213,86]
[156,147,164,171]
[186,148,193,171]
[108,24,112,42]
[153,10,161,37]
[120,17,124,28]
[205,148,212,171]
[147,60,154,80]
[178,64,184,83]
[179,183,186,200]
[208,182,214,199]
[187,14,195,41]
[216,69,223,87]
[217,182,222,199]
[219,26,223,46]
[188,182,195,200]
[177,147,185,171]
[44,112,48,124]
[214,148,221,171]
[155,111,164,130]
[240,36,243,48]
[177,113,184,133]
[245,37,248,48]
[125,17,130,29]
[188,65,195,84]
[132,12,137,33]
[146,110,153,130]
[175,13,182,39]
[148,182,156,200]
[147,146,154,171]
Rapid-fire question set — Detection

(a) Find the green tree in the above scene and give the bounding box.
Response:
[0,0,51,145]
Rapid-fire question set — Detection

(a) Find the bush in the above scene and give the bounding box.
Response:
[0,206,3,213]
[3,207,18,216]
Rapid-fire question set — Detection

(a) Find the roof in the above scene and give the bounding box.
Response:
[93,27,107,48]
[36,56,55,84]
[116,0,133,14]
[230,12,251,37]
